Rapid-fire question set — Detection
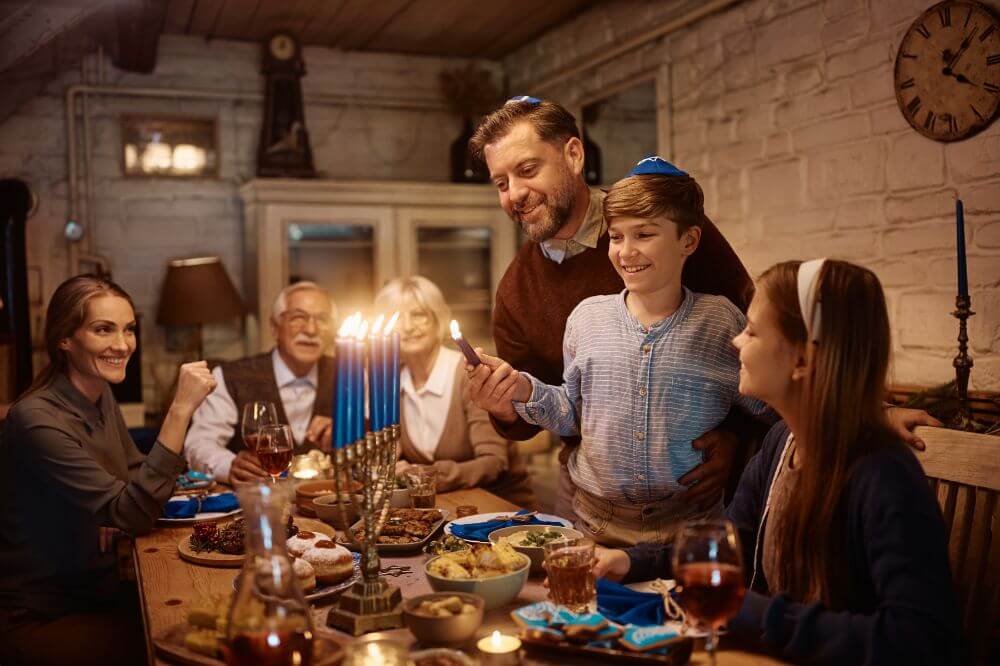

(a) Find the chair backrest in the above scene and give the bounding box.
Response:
[913,425,1000,664]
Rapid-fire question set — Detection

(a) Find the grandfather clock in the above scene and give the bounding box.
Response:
[257,32,316,178]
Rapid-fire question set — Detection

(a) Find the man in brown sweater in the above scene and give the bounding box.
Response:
[466,98,755,519]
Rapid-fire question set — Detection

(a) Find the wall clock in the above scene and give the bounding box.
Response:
[894,0,1000,141]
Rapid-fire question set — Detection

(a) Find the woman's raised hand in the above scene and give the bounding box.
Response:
[172,361,217,415]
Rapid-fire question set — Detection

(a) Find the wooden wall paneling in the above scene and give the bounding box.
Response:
[327,0,414,51]
[300,0,350,44]
[184,0,229,38]
[164,0,196,33]
[208,0,258,41]
[480,0,595,59]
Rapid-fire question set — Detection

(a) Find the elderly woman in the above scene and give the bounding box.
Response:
[374,276,534,507]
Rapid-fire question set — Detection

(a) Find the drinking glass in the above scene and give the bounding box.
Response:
[672,519,745,666]
[241,401,278,453]
[543,536,596,613]
[406,468,437,508]
[258,424,294,484]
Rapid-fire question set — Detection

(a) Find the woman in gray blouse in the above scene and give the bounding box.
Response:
[0,275,215,664]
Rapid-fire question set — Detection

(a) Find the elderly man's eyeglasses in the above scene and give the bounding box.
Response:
[283,309,332,331]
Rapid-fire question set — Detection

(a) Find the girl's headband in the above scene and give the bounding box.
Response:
[797,258,826,343]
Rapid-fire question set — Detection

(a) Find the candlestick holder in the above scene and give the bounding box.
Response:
[951,294,977,431]
[327,423,403,635]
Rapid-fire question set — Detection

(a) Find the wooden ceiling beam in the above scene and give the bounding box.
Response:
[0,0,105,74]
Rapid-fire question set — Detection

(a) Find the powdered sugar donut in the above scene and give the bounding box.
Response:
[291,556,317,593]
[286,530,328,558]
[301,540,354,585]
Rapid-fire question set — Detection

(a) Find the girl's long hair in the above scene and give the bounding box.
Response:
[18,274,134,400]
[761,260,901,607]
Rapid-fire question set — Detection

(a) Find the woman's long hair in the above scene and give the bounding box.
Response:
[18,274,134,400]
[762,260,901,608]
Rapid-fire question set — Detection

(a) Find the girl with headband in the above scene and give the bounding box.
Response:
[594,259,965,664]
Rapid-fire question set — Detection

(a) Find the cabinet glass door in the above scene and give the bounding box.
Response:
[287,222,376,318]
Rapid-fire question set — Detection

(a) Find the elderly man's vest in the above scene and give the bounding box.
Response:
[220,352,335,453]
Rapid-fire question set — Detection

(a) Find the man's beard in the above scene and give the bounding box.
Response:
[510,173,577,243]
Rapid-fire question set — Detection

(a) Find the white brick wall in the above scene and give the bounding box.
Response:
[506,0,1000,391]
[1,35,495,407]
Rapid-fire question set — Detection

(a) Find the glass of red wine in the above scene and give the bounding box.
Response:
[241,401,277,454]
[257,424,294,484]
[672,519,745,666]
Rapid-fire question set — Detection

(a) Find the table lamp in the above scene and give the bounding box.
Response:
[156,256,244,358]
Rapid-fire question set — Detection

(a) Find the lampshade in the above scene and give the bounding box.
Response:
[157,256,244,326]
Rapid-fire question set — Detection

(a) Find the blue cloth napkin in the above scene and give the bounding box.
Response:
[449,510,565,542]
[164,492,239,519]
[596,577,666,627]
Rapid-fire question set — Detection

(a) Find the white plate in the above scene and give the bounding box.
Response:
[157,492,242,526]
[444,511,573,543]
[234,552,361,604]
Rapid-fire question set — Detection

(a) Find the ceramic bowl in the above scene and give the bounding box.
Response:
[401,592,485,646]
[352,487,410,509]
[295,479,360,518]
[488,525,584,573]
[311,492,361,530]
[424,554,530,610]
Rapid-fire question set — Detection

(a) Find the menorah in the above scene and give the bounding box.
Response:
[326,313,405,635]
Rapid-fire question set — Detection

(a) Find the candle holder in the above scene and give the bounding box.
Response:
[326,423,403,635]
[951,294,977,431]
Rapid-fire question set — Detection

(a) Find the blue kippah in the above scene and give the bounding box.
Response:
[628,155,688,177]
[506,95,542,105]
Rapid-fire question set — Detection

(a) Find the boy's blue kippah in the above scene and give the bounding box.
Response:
[628,155,688,177]
[506,95,542,105]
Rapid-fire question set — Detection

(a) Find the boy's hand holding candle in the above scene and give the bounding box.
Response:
[466,350,532,423]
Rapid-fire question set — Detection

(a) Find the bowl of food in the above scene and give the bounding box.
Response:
[352,479,409,510]
[488,525,584,573]
[312,493,360,530]
[409,648,476,666]
[424,541,530,610]
[296,480,361,519]
[402,592,484,646]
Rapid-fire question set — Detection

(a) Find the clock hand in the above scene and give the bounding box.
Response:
[946,25,979,71]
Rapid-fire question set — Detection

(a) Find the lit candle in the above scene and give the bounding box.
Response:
[477,630,521,665]
[957,199,968,298]
[388,315,400,425]
[354,319,369,441]
[450,319,482,367]
[382,312,399,428]
[368,314,385,432]
[334,314,359,449]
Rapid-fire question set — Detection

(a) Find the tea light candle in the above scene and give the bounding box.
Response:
[477,630,521,665]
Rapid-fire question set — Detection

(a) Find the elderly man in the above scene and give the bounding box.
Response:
[185,281,337,484]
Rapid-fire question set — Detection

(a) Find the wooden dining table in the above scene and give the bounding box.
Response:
[134,487,783,665]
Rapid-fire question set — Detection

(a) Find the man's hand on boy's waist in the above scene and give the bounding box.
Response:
[677,429,738,506]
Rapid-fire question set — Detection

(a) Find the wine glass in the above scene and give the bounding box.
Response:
[258,424,294,484]
[241,401,277,453]
[672,519,745,666]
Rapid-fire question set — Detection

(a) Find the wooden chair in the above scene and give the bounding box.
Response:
[913,425,1000,664]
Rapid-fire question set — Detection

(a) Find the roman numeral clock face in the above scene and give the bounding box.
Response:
[895,1,1000,141]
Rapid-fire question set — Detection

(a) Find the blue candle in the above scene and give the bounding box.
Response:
[957,199,968,297]
[383,312,399,428]
[334,337,348,449]
[390,329,400,425]
[354,320,369,440]
[368,315,384,432]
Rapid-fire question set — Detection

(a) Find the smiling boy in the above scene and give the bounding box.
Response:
[476,157,770,547]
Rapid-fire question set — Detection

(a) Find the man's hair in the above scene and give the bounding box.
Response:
[468,100,580,161]
[602,174,705,236]
[271,281,335,323]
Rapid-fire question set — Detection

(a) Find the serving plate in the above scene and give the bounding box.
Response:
[158,492,241,527]
[233,551,360,605]
[338,508,449,553]
[178,517,335,568]
[154,623,343,666]
[444,511,573,544]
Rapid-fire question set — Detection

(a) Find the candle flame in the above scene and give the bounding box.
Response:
[370,313,385,336]
[337,312,360,338]
[491,630,502,646]
[355,319,369,340]
[384,311,399,335]
[449,319,462,340]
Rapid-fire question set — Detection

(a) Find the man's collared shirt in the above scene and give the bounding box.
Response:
[538,188,607,264]
[184,349,319,482]
[513,288,770,504]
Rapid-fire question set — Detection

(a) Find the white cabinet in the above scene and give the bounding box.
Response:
[239,179,515,352]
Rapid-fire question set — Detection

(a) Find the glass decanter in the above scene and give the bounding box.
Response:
[225,482,314,666]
